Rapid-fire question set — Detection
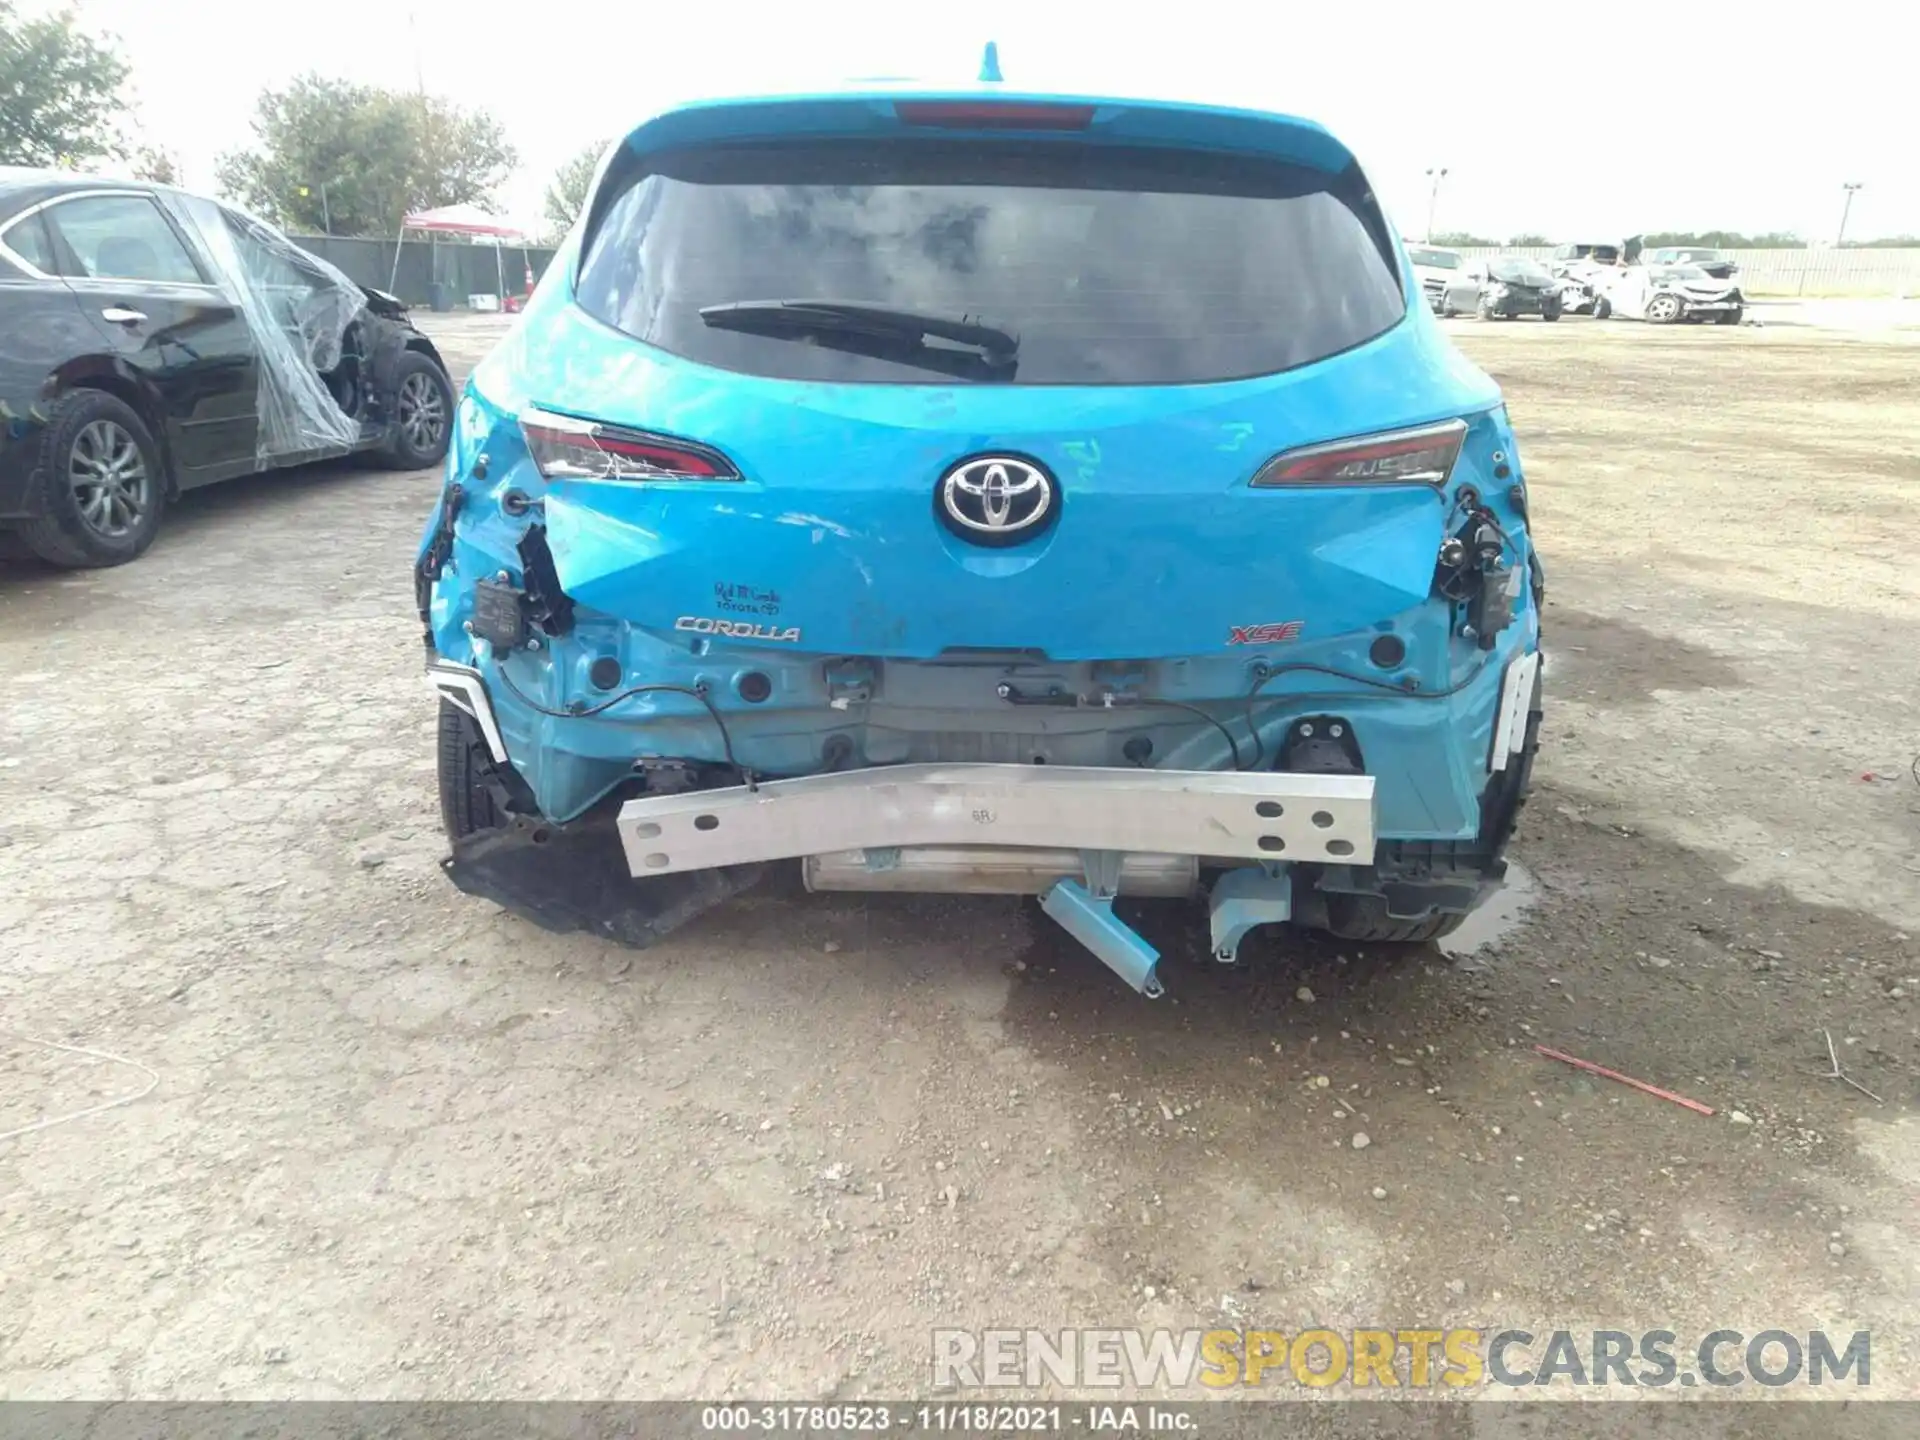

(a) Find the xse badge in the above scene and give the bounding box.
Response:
[1228,620,1304,645]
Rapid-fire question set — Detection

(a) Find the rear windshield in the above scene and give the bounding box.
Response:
[1406,246,1460,269]
[575,139,1405,385]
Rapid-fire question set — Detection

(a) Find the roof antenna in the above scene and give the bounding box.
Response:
[979,41,1003,83]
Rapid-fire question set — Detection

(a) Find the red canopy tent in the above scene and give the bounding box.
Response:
[388,203,527,306]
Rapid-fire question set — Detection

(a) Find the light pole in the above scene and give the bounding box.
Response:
[408,10,425,94]
[1425,167,1449,243]
[297,177,345,234]
[1837,182,1863,247]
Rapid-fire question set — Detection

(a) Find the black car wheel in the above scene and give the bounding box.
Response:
[17,389,168,569]
[1716,307,1743,325]
[378,352,454,470]
[1541,305,1562,322]
[1593,297,1613,319]
[439,699,509,842]
[1319,665,1542,947]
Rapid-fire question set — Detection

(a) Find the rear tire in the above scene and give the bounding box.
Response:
[438,700,507,841]
[1717,307,1743,325]
[1315,661,1541,949]
[17,389,168,569]
[1593,297,1612,319]
[1541,306,1562,322]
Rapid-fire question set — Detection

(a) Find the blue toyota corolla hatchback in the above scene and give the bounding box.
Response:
[416,57,1545,997]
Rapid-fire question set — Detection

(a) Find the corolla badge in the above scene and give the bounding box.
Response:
[938,455,1056,541]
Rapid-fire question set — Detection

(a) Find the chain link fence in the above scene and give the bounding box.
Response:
[289,235,560,308]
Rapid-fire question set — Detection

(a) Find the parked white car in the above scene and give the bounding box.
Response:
[1641,245,1739,281]
[1548,241,1625,313]
[1404,243,1482,317]
[1594,264,1744,325]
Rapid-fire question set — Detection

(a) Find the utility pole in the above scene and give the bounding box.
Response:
[1425,167,1448,243]
[1837,182,1863,247]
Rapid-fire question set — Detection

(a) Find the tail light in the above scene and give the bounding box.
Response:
[520,408,739,481]
[1250,418,1467,488]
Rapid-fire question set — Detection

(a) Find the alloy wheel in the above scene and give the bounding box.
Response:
[69,419,150,539]
[398,370,447,453]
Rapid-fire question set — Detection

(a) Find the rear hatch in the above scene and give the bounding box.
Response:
[486,94,1500,660]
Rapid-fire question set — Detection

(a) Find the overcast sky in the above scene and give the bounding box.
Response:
[71,0,1919,242]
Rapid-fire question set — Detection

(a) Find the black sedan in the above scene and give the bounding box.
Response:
[1474,263,1566,326]
[0,169,454,568]
[1476,258,1564,322]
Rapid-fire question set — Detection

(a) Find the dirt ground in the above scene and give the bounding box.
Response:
[2,311,1917,1407]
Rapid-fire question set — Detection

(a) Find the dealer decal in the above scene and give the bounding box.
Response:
[713,580,783,617]
[1228,620,1304,646]
[676,615,802,644]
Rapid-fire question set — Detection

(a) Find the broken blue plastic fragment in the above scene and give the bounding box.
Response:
[979,41,1003,83]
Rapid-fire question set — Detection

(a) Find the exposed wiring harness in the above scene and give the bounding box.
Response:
[993,683,1248,770]
[999,666,1505,773]
[1107,696,1247,772]
[493,660,754,788]
[488,649,1522,786]
[1240,659,1502,770]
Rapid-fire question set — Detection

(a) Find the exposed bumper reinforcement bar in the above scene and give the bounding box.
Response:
[618,764,1373,996]
[615,764,1375,875]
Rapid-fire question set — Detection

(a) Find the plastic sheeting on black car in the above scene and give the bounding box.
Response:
[154,192,366,463]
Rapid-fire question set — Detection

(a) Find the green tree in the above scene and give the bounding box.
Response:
[1507,233,1551,247]
[543,140,607,239]
[215,74,516,235]
[0,1,130,168]
[131,145,178,184]
[1429,231,1499,248]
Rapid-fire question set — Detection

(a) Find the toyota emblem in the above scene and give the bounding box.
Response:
[937,455,1056,544]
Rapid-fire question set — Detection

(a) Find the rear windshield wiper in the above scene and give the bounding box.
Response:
[698,299,1019,376]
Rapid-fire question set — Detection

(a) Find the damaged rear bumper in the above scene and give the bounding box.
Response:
[442,818,766,948]
[428,656,1391,994]
[614,762,1374,997]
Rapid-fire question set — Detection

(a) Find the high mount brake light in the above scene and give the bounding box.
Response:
[519,409,739,481]
[1251,419,1468,488]
[893,101,1096,130]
